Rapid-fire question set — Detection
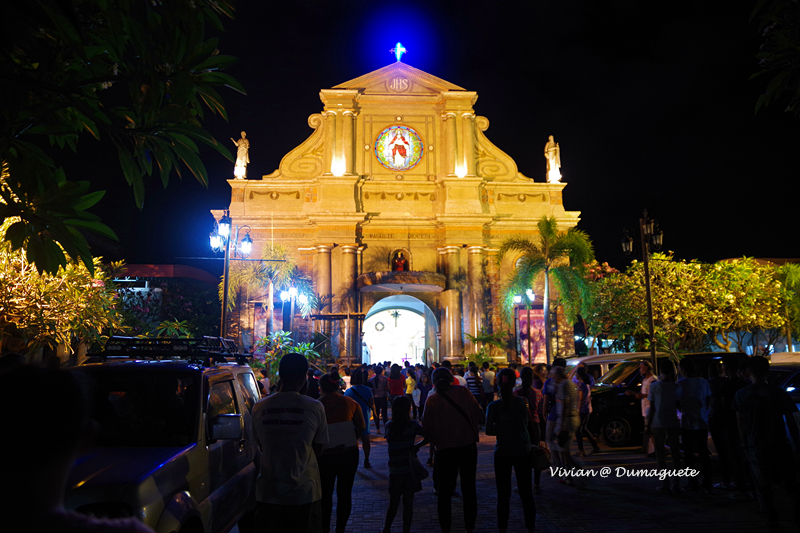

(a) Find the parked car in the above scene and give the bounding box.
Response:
[587,352,747,447]
[765,361,800,411]
[565,352,664,383]
[65,337,261,533]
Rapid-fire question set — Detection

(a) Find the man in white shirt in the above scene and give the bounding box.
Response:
[627,361,656,455]
[252,353,329,532]
[480,362,496,409]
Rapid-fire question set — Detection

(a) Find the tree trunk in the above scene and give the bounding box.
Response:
[544,268,552,365]
[268,281,275,334]
[713,330,732,352]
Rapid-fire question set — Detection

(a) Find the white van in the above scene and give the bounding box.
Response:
[565,352,664,382]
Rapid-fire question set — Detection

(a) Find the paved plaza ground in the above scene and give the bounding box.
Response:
[236,427,799,533]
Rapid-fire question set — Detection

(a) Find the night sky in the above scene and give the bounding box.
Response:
[88,1,800,275]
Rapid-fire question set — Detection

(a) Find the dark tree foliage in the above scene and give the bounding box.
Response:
[752,0,800,116]
[0,0,243,274]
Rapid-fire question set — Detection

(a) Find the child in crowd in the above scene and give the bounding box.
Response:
[380,395,430,533]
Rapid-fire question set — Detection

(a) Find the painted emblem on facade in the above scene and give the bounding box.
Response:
[374,125,424,171]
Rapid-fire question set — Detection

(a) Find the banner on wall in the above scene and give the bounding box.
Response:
[516,307,546,365]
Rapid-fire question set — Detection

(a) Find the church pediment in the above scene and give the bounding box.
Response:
[332,62,465,96]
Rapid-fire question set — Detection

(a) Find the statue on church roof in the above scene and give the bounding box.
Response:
[544,135,561,183]
[231,131,249,179]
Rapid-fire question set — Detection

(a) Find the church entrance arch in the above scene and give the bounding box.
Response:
[362,295,439,367]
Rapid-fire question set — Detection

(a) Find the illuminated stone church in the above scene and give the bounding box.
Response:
[218,58,580,364]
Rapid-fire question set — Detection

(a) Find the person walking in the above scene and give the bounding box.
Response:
[318,374,365,533]
[574,366,600,457]
[487,368,536,533]
[677,358,713,492]
[480,362,496,410]
[344,369,375,469]
[416,372,434,467]
[718,355,750,497]
[306,367,321,400]
[422,368,484,533]
[552,365,579,484]
[388,364,406,403]
[626,361,656,456]
[252,353,329,533]
[543,358,567,469]
[734,356,800,531]
[516,367,544,494]
[646,360,682,494]
[405,370,419,421]
[370,366,390,435]
[465,363,483,409]
[380,396,431,533]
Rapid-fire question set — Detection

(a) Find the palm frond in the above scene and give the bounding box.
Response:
[496,237,542,261]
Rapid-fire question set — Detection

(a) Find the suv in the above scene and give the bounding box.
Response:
[65,337,261,533]
[587,352,747,447]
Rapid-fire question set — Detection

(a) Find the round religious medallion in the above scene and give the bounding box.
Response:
[375,321,385,331]
[374,125,424,172]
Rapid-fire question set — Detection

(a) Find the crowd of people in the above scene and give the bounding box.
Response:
[253,355,800,533]
[3,351,799,533]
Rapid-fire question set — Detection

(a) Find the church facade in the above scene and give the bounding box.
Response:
[216,61,581,364]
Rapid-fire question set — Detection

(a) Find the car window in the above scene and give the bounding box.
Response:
[82,369,198,447]
[208,381,238,418]
[596,362,638,387]
[238,373,260,411]
[767,370,793,387]
[783,371,800,403]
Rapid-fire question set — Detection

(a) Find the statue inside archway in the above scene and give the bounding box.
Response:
[391,251,409,272]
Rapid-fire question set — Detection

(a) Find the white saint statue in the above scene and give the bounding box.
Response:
[544,135,561,183]
[231,131,249,179]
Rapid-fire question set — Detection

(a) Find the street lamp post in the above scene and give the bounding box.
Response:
[210,211,252,338]
[622,210,663,375]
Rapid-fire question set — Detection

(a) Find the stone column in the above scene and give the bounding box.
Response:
[315,244,334,342]
[440,245,463,359]
[462,113,476,177]
[343,110,356,176]
[322,111,336,175]
[466,245,486,352]
[442,112,457,177]
[340,244,359,363]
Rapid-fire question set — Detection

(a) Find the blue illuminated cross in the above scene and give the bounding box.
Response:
[390,42,407,62]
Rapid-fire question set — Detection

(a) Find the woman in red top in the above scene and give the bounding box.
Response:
[388,364,406,400]
[515,366,544,495]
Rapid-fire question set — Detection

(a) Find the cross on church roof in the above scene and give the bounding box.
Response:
[390,42,407,62]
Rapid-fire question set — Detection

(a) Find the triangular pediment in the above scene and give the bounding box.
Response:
[332,62,465,95]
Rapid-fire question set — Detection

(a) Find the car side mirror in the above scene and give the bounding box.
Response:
[210,414,243,440]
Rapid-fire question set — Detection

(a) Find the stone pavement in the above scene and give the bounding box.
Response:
[237,428,798,533]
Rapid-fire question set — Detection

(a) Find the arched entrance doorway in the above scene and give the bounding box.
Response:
[362,295,439,366]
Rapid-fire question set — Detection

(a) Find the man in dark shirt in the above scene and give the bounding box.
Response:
[306,368,320,400]
[370,365,389,434]
[734,356,800,532]
[714,355,749,494]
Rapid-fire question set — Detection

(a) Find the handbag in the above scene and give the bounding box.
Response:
[409,452,429,481]
[412,388,421,407]
[530,445,551,470]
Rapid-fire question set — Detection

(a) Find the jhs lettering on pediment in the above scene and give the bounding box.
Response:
[388,77,410,93]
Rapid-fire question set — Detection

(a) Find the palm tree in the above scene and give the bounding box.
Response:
[777,263,800,352]
[498,216,594,364]
[221,242,297,334]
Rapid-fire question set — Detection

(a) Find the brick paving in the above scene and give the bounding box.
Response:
[237,426,798,533]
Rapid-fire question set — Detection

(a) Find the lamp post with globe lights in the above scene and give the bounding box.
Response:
[210,211,253,338]
[621,210,663,374]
